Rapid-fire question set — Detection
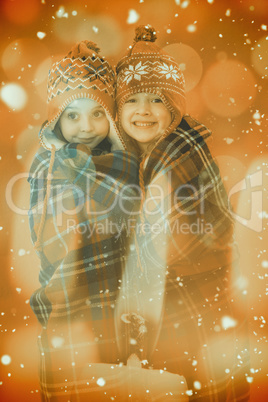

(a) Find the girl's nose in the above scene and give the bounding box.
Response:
[135,101,151,115]
[81,116,93,132]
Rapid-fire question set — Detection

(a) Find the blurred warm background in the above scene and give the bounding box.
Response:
[0,0,267,400]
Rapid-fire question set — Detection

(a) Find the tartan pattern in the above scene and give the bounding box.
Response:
[28,142,140,400]
[119,115,250,400]
[28,115,250,400]
[29,142,139,324]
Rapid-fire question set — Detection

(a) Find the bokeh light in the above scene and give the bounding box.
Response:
[1,83,28,111]
[186,24,197,33]
[33,56,53,103]
[6,127,40,299]
[1,325,39,396]
[213,155,247,204]
[0,1,267,401]
[1,354,12,365]
[185,86,206,117]
[15,126,40,169]
[1,0,40,26]
[201,59,257,117]
[163,43,203,92]
[52,11,123,57]
[1,38,50,83]
[234,156,268,399]
[8,150,40,298]
[251,35,268,79]
[0,104,27,146]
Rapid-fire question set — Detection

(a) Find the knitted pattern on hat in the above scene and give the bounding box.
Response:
[116,25,186,121]
[40,40,118,150]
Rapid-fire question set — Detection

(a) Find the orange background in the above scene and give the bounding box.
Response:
[0,0,267,400]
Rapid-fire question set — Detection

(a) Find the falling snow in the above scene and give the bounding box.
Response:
[221,316,238,330]
[37,32,46,40]
[1,355,11,365]
[0,1,267,401]
[127,9,140,24]
[224,137,234,144]
[55,6,68,18]
[96,377,106,387]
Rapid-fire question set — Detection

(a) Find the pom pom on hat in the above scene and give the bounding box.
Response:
[134,25,157,43]
[66,40,101,59]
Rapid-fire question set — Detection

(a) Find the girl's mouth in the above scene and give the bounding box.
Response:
[133,122,156,127]
[78,138,95,143]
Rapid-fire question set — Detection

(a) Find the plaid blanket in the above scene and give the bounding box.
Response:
[117,115,250,401]
[28,143,140,400]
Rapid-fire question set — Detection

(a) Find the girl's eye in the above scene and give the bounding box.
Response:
[125,98,136,104]
[68,112,79,120]
[152,97,162,103]
[93,110,105,118]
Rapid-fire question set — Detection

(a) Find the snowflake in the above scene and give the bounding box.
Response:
[155,63,182,82]
[49,63,76,88]
[120,62,149,84]
[83,64,109,84]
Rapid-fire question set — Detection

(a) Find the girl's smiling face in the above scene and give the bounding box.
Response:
[58,98,109,148]
[120,93,172,152]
